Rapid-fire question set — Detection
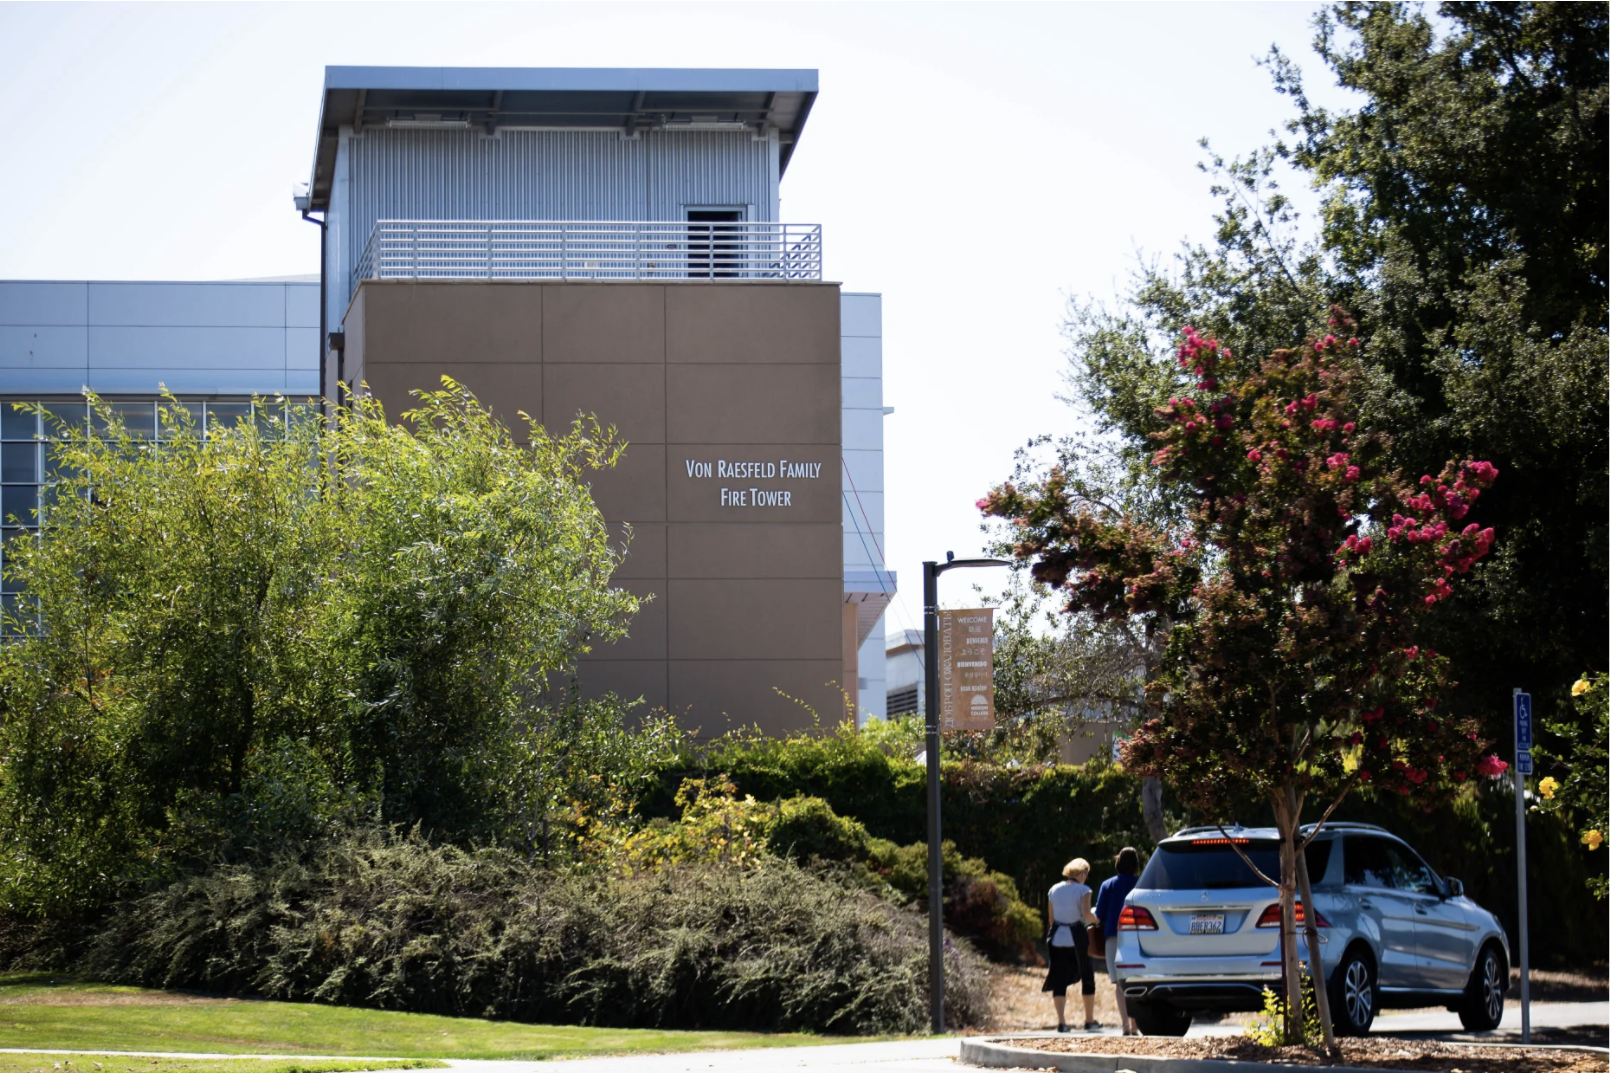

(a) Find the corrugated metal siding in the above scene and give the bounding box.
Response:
[337,127,777,307]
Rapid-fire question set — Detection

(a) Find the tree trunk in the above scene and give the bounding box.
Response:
[1274,793,1304,1044]
[1142,776,1168,843]
[1295,824,1338,1052]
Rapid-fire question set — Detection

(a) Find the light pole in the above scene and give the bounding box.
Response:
[923,552,1010,1035]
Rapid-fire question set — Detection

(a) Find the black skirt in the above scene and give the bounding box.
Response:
[1041,923,1096,996]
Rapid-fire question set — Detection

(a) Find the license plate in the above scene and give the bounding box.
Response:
[1189,913,1226,935]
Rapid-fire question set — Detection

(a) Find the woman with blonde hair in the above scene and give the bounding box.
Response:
[1042,856,1100,1032]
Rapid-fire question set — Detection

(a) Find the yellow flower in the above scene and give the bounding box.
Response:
[1583,829,1604,852]
[1538,776,1559,800]
[1572,678,1591,697]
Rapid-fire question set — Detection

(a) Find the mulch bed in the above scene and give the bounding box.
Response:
[1009,1035,1608,1072]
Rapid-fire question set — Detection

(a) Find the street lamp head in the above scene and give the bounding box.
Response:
[946,551,955,562]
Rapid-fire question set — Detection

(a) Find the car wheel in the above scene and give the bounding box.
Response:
[1131,1001,1193,1037]
[1328,946,1377,1036]
[1458,944,1506,1032]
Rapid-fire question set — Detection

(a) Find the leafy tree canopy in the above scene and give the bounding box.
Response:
[1058,2,1605,744]
[0,383,644,914]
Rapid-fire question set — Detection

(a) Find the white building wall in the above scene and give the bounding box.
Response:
[0,281,320,398]
[841,292,892,723]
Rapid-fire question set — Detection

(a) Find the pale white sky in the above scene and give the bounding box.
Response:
[0,2,1359,640]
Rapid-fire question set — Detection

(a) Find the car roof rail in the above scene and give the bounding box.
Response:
[1164,821,1387,840]
[1169,824,1274,838]
[1300,821,1387,833]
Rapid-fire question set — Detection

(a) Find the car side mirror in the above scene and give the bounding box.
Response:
[1444,877,1464,898]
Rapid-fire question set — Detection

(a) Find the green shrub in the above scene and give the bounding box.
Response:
[49,828,987,1035]
[607,782,1040,961]
[765,796,874,863]
[863,838,1041,962]
[755,795,1041,961]
[611,777,773,870]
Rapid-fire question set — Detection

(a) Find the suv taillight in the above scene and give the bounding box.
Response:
[1118,905,1159,931]
[1255,903,1330,928]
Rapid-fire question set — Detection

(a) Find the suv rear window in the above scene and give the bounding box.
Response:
[1138,838,1334,890]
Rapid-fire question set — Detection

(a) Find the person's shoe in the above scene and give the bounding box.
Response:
[1083,1020,1102,1031]
[1056,1023,1069,1033]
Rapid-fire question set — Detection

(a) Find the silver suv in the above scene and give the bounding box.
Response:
[1111,823,1510,1037]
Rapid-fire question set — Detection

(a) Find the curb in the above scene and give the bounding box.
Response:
[955,1036,1610,1073]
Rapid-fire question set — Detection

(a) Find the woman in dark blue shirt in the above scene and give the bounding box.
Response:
[1093,846,1141,1036]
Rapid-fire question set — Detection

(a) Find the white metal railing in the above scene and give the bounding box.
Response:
[352,220,823,288]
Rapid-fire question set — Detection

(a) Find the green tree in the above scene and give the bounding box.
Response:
[984,316,1507,1045]
[1275,0,1608,745]
[1060,1,1606,753]
[0,382,638,914]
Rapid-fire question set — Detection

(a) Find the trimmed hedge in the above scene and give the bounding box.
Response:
[654,730,1607,970]
[650,734,1161,908]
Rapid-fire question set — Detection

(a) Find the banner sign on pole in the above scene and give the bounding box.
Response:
[938,608,994,730]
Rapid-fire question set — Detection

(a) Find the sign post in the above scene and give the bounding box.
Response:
[1513,688,1532,1045]
[921,554,1008,1035]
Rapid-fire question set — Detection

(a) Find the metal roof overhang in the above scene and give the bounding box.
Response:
[305,66,819,211]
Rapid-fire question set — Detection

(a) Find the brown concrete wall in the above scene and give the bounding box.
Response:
[344,280,845,735]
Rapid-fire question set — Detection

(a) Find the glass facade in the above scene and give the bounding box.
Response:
[0,397,282,629]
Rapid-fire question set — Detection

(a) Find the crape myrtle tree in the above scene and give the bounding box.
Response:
[981,312,1508,1046]
[0,381,638,915]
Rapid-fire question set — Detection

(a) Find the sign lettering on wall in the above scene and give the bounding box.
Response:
[939,608,995,731]
[683,457,825,508]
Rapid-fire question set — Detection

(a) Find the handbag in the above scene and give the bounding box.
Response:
[1087,924,1106,961]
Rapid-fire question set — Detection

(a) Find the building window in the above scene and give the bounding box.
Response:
[887,684,918,718]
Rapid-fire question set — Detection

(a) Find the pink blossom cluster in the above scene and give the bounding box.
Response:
[1324,452,1361,481]
[1474,754,1510,779]
[1311,417,1340,434]
[1335,533,1375,559]
[1389,515,1448,545]
[1390,759,1429,784]
[1177,326,1228,368]
[1445,524,1496,572]
[1284,393,1319,417]
[1404,461,1498,521]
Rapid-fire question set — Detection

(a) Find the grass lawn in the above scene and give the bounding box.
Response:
[0,1059,440,1073]
[0,974,852,1060]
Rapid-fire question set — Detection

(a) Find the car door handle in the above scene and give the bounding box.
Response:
[1359,899,1374,910]
[1414,905,1429,915]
